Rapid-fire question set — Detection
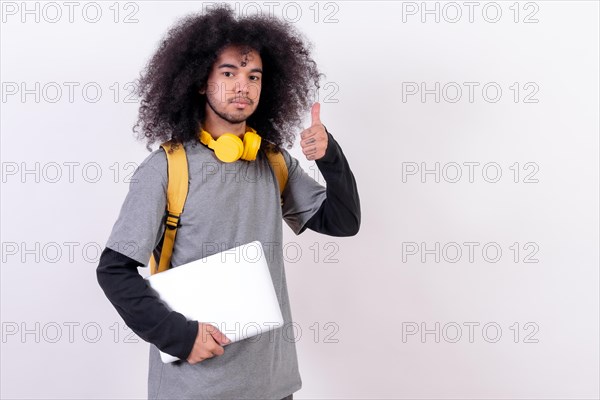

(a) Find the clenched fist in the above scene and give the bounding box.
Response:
[300,102,328,161]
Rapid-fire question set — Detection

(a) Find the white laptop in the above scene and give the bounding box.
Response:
[145,240,284,363]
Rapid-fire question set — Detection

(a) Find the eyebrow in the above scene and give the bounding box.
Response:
[217,63,263,74]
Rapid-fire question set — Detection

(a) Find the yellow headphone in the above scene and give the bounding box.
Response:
[199,125,262,163]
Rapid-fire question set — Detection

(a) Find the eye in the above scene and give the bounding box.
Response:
[250,76,260,81]
[223,71,233,77]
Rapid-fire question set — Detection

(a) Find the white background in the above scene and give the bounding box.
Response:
[1,1,598,399]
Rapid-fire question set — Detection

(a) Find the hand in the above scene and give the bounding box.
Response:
[186,322,231,365]
[300,102,328,161]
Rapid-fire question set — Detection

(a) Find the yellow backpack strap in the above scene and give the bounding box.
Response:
[265,150,288,206]
[149,141,189,275]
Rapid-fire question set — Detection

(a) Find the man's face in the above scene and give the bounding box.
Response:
[200,45,263,124]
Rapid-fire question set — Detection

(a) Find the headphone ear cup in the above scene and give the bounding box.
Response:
[241,131,262,161]
[214,134,244,163]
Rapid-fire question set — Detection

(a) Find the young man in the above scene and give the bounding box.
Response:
[96,5,360,400]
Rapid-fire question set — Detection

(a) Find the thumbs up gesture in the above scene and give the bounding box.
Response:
[300,102,328,161]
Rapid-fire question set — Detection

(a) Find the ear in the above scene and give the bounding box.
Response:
[198,84,206,95]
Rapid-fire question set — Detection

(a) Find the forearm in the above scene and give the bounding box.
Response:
[96,247,198,360]
[303,128,361,236]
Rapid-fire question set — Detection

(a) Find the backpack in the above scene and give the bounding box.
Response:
[149,141,289,275]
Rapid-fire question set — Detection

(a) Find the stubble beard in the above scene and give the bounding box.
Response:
[206,95,252,124]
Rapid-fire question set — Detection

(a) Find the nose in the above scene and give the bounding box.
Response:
[234,77,251,95]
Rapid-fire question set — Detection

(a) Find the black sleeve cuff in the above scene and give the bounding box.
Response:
[316,125,341,164]
[148,313,198,360]
[182,320,199,360]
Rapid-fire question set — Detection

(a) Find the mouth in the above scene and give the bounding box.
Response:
[231,99,251,109]
[231,98,251,105]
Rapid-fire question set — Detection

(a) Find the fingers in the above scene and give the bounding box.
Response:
[207,324,231,346]
[300,129,320,146]
[203,324,228,351]
[299,125,324,143]
[187,323,228,365]
[300,123,328,160]
[301,138,322,155]
[300,125,316,136]
[188,340,224,364]
[301,140,326,160]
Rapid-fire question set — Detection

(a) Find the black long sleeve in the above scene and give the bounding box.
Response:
[301,128,361,236]
[96,247,198,360]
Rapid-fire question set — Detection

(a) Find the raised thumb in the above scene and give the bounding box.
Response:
[311,102,321,126]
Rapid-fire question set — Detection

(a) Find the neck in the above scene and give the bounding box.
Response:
[201,112,246,139]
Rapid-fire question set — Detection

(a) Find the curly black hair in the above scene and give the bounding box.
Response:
[132,4,323,153]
